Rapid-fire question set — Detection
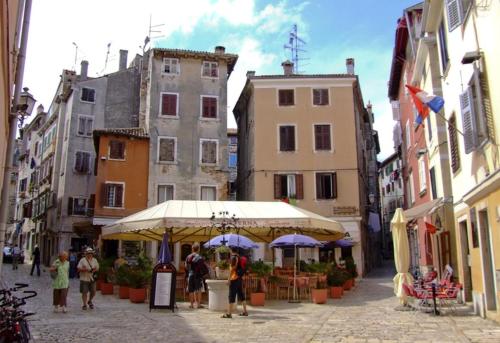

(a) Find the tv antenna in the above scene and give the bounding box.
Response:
[72,42,78,71]
[144,14,165,52]
[283,24,308,74]
[100,42,112,75]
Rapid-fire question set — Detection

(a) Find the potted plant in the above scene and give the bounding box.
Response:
[311,270,328,304]
[345,256,358,287]
[98,257,115,295]
[128,253,152,303]
[115,265,130,299]
[216,260,230,280]
[327,265,347,299]
[249,261,272,306]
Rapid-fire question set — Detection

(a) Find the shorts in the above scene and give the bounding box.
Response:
[80,280,96,294]
[187,275,203,293]
[228,278,245,303]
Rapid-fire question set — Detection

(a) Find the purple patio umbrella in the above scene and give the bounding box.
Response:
[158,233,172,264]
[270,234,323,302]
[203,234,258,249]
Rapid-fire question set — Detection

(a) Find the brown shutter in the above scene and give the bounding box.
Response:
[448,115,460,173]
[169,94,177,116]
[289,127,295,151]
[211,98,217,118]
[101,183,108,207]
[316,173,321,199]
[202,97,209,118]
[274,174,281,199]
[332,172,338,199]
[116,185,123,207]
[278,90,285,106]
[314,125,321,150]
[313,89,320,105]
[88,194,95,210]
[67,197,73,215]
[279,126,286,151]
[295,174,303,199]
[161,94,168,115]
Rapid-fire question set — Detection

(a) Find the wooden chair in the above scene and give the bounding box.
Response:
[274,276,292,300]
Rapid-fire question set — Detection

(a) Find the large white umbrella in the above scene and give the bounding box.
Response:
[391,208,413,304]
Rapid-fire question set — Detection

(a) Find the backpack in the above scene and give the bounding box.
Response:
[236,255,248,277]
[188,254,208,278]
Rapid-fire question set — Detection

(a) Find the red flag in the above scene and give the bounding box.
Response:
[406,85,430,124]
[425,222,437,234]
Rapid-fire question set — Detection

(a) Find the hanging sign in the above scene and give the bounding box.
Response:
[149,263,177,311]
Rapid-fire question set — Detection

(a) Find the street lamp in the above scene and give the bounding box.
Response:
[14,87,36,128]
[210,211,238,245]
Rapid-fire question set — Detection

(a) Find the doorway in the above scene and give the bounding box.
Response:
[478,209,496,311]
[459,220,473,302]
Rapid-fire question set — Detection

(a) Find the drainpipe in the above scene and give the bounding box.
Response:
[0,0,33,274]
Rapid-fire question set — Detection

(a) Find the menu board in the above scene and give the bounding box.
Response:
[149,263,176,311]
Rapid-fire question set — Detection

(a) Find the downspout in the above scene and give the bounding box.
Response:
[0,0,32,274]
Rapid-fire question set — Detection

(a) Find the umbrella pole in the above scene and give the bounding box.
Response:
[289,244,300,303]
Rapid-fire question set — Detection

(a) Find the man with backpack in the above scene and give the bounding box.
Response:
[222,247,248,318]
[185,243,207,309]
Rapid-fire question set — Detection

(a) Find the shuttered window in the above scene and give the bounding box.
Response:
[313,89,329,106]
[446,0,462,31]
[314,124,331,150]
[429,167,437,200]
[438,21,449,73]
[77,116,93,136]
[74,151,91,173]
[460,88,476,153]
[161,93,178,116]
[102,183,124,208]
[316,173,337,199]
[201,96,217,118]
[200,186,217,200]
[81,87,96,102]
[279,125,295,151]
[201,139,217,164]
[158,185,174,203]
[158,137,176,162]
[163,58,179,74]
[202,61,218,78]
[273,174,303,199]
[109,140,125,160]
[448,115,460,173]
[278,89,294,106]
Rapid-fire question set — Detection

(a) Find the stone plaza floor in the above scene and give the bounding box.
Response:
[2,262,500,343]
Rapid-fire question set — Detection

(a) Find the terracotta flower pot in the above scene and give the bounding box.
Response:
[129,288,146,303]
[311,288,328,304]
[330,286,343,299]
[100,282,114,295]
[96,279,102,291]
[250,292,265,306]
[119,286,129,299]
[343,279,353,291]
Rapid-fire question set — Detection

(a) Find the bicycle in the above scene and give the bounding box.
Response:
[0,282,37,343]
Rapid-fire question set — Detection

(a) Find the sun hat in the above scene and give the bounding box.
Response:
[85,247,95,254]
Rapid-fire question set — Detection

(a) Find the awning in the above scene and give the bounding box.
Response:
[102,200,345,243]
[403,198,442,221]
[93,217,118,226]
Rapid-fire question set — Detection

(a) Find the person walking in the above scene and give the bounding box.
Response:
[222,247,248,318]
[185,243,207,309]
[77,248,99,310]
[30,245,41,276]
[12,246,21,270]
[68,250,78,278]
[50,251,70,313]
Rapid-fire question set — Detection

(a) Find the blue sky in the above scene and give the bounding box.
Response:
[25,0,419,160]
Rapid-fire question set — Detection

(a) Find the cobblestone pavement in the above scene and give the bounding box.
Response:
[2,263,500,343]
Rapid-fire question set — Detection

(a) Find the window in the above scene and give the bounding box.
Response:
[448,114,460,173]
[316,172,337,199]
[446,0,471,32]
[405,120,411,150]
[158,137,176,163]
[163,58,179,74]
[34,142,39,156]
[273,174,303,199]
[278,89,294,106]
[102,183,124,208]
[160,93,178,116]
[279,125,295,152]
[109,140,125,160]
[200,139,218,164]
[201,96,217,119]
[200,186,216,200]
[418,157,427,193]
[438,21,449,73]
[81,87,95,103]
[77,116,93,137]
[74,151,91,173]
[313,89,329,106]
[229,136,237,145]
[68,197,87,216]
[427,115,433,141]
[229,152,237,168]
[314,124,331,151]
[409,171,415,205]
[158,185,174,204]
[429,167,437,200]
[19,178,27,192]
[202,61,218,78]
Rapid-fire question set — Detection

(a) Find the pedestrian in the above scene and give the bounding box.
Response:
[50,251,70,313]
[185,243,207,309]
[77,247,99,310]
[222,246,248,318]
[12,245,21,270]
[30,245,41,276]
[69,250,78,278]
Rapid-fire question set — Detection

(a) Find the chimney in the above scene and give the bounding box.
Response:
[80,60,89,80]
[281,60,294,76]
[214,46,226,54]
[36,104,44,114]
[119,49,128,71]
[346,58,355,75]
[366,101,372,115]
[246,70,255,78]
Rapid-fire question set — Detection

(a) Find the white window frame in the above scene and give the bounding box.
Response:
[157,184,175,204]
[73,150,92,174]
[311,88,330,107]
[162,58,180,75]
[71,196,87,217]
[103,181,125,209]
[418,157,427,193]
[157,136,177,164]
[199,185,217,200]
[199,95,219,120]
[275,173,297,199]
[312,123,333,153]
[80,87,96,104]
[409,171,416,205]
[277,124,297,153]
[276,88,296,107]
[159,92,179,118]
[314,171,336,201]
[405,120,411,150]
[201,61,219,79]
[77,115,93,137]
[199,138,219,165]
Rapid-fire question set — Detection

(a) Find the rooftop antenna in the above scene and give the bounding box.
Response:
[144,14,164,52]
[283,24,308,74]
[72,42,78,71]
[100,42,112,75]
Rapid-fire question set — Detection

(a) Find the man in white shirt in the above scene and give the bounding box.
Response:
[77,248,99,310]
